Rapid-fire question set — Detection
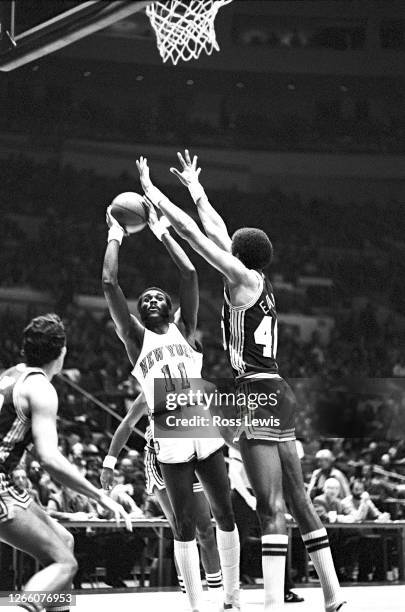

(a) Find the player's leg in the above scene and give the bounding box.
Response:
[194,487,221,573]
[195,449,240,610]
[160,460,203,612]
[239,438,288,612]
[278,440,346,612]
[194,487,223,604]
[153,486,186,593]
[0,502,78,612]
[29,502,76,612]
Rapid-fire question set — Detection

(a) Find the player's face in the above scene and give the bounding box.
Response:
[140,290,170,322]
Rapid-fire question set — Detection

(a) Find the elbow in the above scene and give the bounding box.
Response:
[39,453,56,472]
[102,275,118,291]
[181,266,197,279]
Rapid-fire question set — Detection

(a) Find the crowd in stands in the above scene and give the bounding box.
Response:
[1,414,404,588]
[1,156,404,315]
[1,65,404,155]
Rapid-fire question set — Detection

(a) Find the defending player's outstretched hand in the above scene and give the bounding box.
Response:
[99,493,133,532]
[136,156,153,193]
[170,149,201,186]
[170,149,206,205]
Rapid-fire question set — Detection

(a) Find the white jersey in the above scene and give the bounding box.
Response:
[132,323,223,464]
[132,323,202,414]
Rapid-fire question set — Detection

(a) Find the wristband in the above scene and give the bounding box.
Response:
[160,215,171,230]
[108,226,124,245]
[102,455,117,469]
[150,215,171,242]
[188,181,206,203]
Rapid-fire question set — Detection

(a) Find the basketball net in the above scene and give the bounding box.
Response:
[146,0,233,65]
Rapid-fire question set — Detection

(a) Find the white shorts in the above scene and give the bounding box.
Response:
[154,436,224,464]
[145,446,205,495]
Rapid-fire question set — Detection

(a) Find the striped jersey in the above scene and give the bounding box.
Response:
[221,270,278,378]
[0,364,45,477]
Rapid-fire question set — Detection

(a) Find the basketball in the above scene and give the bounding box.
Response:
[110,192,147,234]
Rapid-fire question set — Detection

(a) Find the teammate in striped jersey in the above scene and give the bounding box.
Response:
[138,151,348,612]
[100,392,224,601]
[0,314,131,612]
[102,203,240,612]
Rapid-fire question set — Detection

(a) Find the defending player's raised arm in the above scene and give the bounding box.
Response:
[145,199,198,337]
[101,392,148,490]
[170,150,232,252]
[28,375,132,530]
[137,157,255,288]
[102,207,144,365]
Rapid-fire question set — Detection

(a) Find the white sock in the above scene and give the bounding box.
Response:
[262,534,288,612]
[174,539,204,612]
[216,527,240,605]
[302,528,344,612]
[177,574,186,593]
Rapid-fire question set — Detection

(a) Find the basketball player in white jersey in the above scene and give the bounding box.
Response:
[136,153,348,612]
[102,205,240,612]
[100,392,223,600]
[0,314,131,612]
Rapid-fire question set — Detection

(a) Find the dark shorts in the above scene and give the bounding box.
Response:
[233,374,296,443]
[0,475,32,523]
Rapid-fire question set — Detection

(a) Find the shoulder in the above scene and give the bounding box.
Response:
[171,321,198,350]
[228,268,261,291]
[24,373,55,396]
[23,375,57,411]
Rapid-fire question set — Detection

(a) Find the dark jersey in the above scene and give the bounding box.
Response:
[221,271,278,378]
[0,364,44,477]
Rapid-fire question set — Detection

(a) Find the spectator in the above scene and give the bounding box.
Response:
[308,450,350,500]
[10,467,42,506]
[313,477,354,580]
[342,480,392,582]
[342,480,390,522]
[27,460,58,507]
[313,478,354,523]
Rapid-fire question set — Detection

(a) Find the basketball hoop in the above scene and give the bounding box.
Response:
[146,0,233,65]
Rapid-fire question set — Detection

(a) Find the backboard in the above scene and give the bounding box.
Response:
[0,1,150,71]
